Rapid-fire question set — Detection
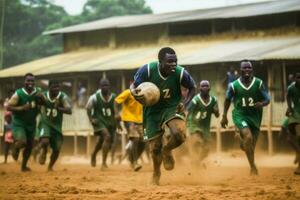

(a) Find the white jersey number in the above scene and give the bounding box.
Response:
[162,89,171,99]
[242,97,254,107]
[102,108,112,116]
[195,111,207,120]
[46,108,58,117]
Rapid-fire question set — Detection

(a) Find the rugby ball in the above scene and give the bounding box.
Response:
[136,82,160,106]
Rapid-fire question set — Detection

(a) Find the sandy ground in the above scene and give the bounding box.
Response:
[0,152,299,200]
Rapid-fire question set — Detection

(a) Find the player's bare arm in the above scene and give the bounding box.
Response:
[254,83,270,109]
[86,96,98,125]
[213,103,220,118]
[286,90,293,116]
[56,96,72,115]
[221,86,233,128]
[6,93,30,111]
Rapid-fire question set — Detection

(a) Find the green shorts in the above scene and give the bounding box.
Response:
[13,124,35,142]
[188,125,211,142]
[39,123,63,151]
[282,118,289,129]
[143,107,185,141]
[232,114,260,135]
[288,111,300,125]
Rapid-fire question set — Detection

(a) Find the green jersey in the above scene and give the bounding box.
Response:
[91,90,117,130]
[143,62,184,139]
[144,61,183,114]
[187,94,218,137]
[12,87,41,128]
[40,91,69,132]
[287,82,300,124]
[230,77,267,132]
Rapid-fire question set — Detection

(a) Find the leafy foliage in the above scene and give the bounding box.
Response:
[1,0,152,68]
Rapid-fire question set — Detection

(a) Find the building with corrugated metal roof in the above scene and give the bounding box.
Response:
[0,0,299,155]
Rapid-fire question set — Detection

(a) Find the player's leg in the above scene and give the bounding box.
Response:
[38,124,52,165]
[21,130,34,172]
[101,128,112,169]
[48,131,63,171]
[3,142,10,163]
[240,127,258,175]
[129,123,144,171]
[199,133,210,164]
[188,132,201,166]
[163,118,186,170]
[12,126,27,162]
[288,123,300,174]
[149,135,163,185]
[91,131,104,167]
[38,137,50,165]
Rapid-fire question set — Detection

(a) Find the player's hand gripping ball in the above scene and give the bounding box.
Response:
[134,82,160,106]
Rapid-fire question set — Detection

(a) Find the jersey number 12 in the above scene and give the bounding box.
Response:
[242,97,254,107]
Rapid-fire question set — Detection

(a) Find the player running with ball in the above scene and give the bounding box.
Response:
[130,47,196,185]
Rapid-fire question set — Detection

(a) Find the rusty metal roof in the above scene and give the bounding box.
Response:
[0,36,299,78]
[44,0,300,35]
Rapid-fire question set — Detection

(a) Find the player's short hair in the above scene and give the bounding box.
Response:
[240,60,252,68]
[24,73,34,79]
[48,80,60,87]
[158,47,176,62]
[99,78,110,86]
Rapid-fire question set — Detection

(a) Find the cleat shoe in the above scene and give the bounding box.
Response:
[162,149,175,171]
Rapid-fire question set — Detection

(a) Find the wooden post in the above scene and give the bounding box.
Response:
[267,65,273,155]
[74,132,78,156]
[86,131,91,157]
[216,123,221,153]
[282,62,287,96]
[215,64,222,153]
[72,78,78,107]
[121,74,126,156]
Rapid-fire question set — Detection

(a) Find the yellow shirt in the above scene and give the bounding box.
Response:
[115,89,142,123]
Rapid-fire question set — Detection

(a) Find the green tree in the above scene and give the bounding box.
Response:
[82,0,151,22]
[1,0,152,69]
[1,0,68,68]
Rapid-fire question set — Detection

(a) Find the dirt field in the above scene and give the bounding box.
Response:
[0,153,299,200]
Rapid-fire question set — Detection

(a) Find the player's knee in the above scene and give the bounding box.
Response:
[40,138,50,147]
[150,141,162,156]
[173,131,186,145]
[15,140,26,149]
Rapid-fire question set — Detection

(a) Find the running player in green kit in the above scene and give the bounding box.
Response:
[7,73,42,172]
[130,47,196,185]
[221,60,270,175]
[87,78,120,170]
[286,72,300,175]
[37,80,72,171]
[187,80,219,165]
